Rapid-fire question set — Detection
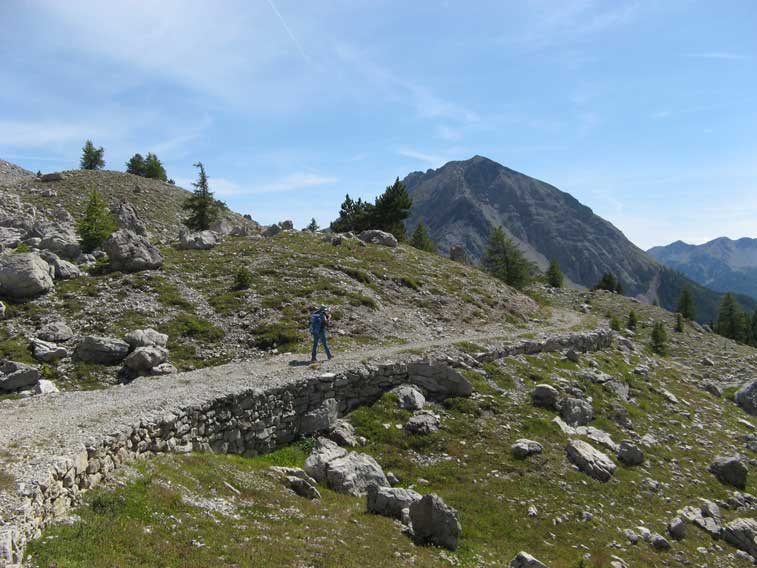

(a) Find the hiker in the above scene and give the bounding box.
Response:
[310,305,333,362]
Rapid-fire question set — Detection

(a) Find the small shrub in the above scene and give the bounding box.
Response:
[162,314,225,342]
[651,321,668,355]
[627,310,638,331]
[334,265,371,284]
[252,323,301,350]
[396,276,420,290]
[12,244,31,254]
[234,267,254,290]
[609,315,621,331]
[674,313,684,333]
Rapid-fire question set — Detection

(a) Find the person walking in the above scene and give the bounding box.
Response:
[309,305,333,363]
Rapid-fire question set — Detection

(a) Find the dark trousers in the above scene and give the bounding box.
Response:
[311,330,332,361]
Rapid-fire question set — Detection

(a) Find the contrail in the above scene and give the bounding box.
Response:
[265,0,308,62]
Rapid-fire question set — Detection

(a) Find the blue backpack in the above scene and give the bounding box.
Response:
[309,312,325,335]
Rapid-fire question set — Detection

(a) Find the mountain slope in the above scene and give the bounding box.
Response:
[649,237,757,299]
[403,155,755,322]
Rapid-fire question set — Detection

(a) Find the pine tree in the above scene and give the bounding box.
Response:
[126,153,146,176]
[751,310,757,347]
[306,218,319,232]
[331,194,373,233]
[482,227,532,290]
[651,321,668,355]
[593,272,618,292]
[716,293,742,341]
[80,140,105,170]
[609,315,621,331]
[409,221,436,253]
[676,287,696,320]
[182,162,226,231]
[143,153,167,181]
[627,310,638,331]
[369,177,413,240]
[675,313,684,333]
[76,186,116,252]
[546,259,564,288]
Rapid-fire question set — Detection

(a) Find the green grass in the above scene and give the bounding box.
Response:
[251,323,303,351]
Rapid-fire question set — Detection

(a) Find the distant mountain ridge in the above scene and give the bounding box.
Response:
[403,155,756,322]
[648,237,757,299]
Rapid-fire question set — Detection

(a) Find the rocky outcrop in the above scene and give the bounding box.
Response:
[299,398,338,435]
[0,253,54,299]
[392,384,425,410]
[366,484,421,519]
[104,230,163,273]
[37,321,73,343]
[358,230,398,248]
[709,456,748,489]
[409,493,461,551]
[566,439,616,482]
[723,518,757,557]
[123,346,169,376]
[509,551,548,568]
[511,439,543,459]
[113,201,147,236]
[0,361,41,392]
[30,339,67,363]
[124,328,168,350]
[735,379,757,416]
[176,229,218,250]
[304,437,389,496]
[75,336,130,365]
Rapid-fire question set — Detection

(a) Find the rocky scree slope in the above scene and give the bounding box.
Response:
[403,155,755,322]
[649,237,757,300]
[18,288,757,568]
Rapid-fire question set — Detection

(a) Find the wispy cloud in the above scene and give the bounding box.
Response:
[265,0,309,62]
[684,52,751,61]
[397,148,445,167]
[254,173,337,194]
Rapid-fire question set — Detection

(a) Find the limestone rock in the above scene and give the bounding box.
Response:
[709,456,748,489]
[40,251,80,280]
[0,301,4,318]
[38,321,73,342]
[304,437,348,482]
[406,362,472,398]
[566,439,616,482]
[329,419,359,447]
[105,230,163,272]
[270,466,321,499]
[668,517,686,540]
[404,411,440,435]
[124,328,168,349]
[532,384,559,410]
[75,336,130,365]
[560,398,593,426]
[262,224,281,237]
[325,452,390,496]
[0,252,54,299]
[617,441,644,466]
[511,439,543,459]
[300,398,338,435]
[736,379,757,416]
[0,360,41,392]
[30,338,68,362]
[34,379,59,395]
[724,518,757,557]
[113,201,147,236]
[177,229,218,250]
[509,551,548,568]
[409,493,462,551]
[358,230,398,248]
[124,346,169,374]
[150,363,177,376]
[40,172,63,182]
[392,384,426,410]
[366,484,421,519]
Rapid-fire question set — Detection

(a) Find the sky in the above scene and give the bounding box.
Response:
[1,0,755,250]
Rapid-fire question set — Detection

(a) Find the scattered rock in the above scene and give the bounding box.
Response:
[650,533,671,550]
[0,301,4,318]
[566,349,580,363]
[509,551,548,568]
[75,336,130,365]
[34,379,59,395]
[723,518,757,557]
[39,251,80,280]
[404,411,440,435]
[37,321,73,343]
[668,517,686,540]
[449,244,469,264]
[709,456,748,489]
[392,384,426,410]
[104,230,164,272]
[269,467,321,499]
[0,360,41,392]
[617,441,644,466]
[30,338,67,363]
[511,439,543,459]
[329,419,360,447]
[409,493,462,551]
[406,362,472,398]
[0,252,54,299]
[358,230,398,248]
[560,398,593,426]
[124,328,168,349]
[325,452,390,497]
[123,346,169,375]
[366,484,421,520]
[177,229,218,250]
[113,201,147,236]
[150,363,177,376]
[40,172,63,182]
[304,438,347,481]
[735,379,757,416]
[262,224,281,237]
[566,439,616,482]
[532,384,560,410]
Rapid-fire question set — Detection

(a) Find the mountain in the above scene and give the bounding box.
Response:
[0,159,34,183]
[403,155,756,322]
[648,237,757,299]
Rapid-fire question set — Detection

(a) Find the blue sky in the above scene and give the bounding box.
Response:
[1,0,755,249]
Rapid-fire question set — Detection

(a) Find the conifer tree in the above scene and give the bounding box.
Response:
[182,162,226,231]
[751,310,757,347]
[369,177,413,240]
[331,194,372,233]
[76,186,116,252]
[126,153,146,176]
[716,293,742,341]
[306,218,319,232]
[651,321,668,355]
[675,313,684,333]
[610,315,621,331]
[676,287,696,320]
[409,221,436,253]
[482,226,532,290]
[80,140,105,170]
[546,259,564,288]
[593,272,620,293]
[143,153,167,181]
[627,310,638,331]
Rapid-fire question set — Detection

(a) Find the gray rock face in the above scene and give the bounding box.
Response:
[123,346,169,374]
[37,321,73,343]
[617,441,644,466]
[262,224,281,237]
[113,201,147,236]
[532,384,559,410]
[105,230,163,273]
[404,411,440,435]
[366,484,421,519]
[650,533,671,550]
[34,379,59,395]
[559,398,593,426]
[511,439,543,459]
[358,230,398,248]
[269,466,321,499]
[0,360,41,392]
[39,251,80,280]
[509,551,548,568]
[392,384,426,410]
[304,438,347,482]
[0,253,54,299]
[668,517,686,540]
[735,379,757,416]
[325,452,390,496]
[724,518,757,557]
[75,336,130,365]
[124,328,168,350]
[40,233,80,260]
[406,362,472,398]
[709,456,748,489]
[566,439,616,482]
[177,229,218,250]
[329,419,359,447]
[409,493,462,551]
[300,398,338,435]
[30,338,68,363]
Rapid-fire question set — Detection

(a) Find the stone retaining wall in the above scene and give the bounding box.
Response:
[0,329,613,566]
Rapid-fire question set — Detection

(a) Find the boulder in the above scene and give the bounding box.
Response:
[392,384,426,410]
[300,398,338,435]
[39,251,80,280]
[113,201,147,236]
[404,412,441,435]
[0,360,41,392]
[262,224,281,237]
[105,230,163,272]
[40,172,63,182]
[37,321,73,342]
[511,439,543,459]
[406,362,472,398]
[532,384,559,410]
[566,439,616,482]
[30,338,67,363]
[617,441,644,466]
[735,379,757,416]
[40,233,81,260]
[304,438,348,482]
[409,493,462,551]
[668,517,686,540]
[75,336,130,365]
[269,467,321,499]
[559,398,594,426]
[650,533,671,550]
[358,230,398,248]
[329,419,360,447]
[0,252,54,299]
[123,346,169,374]
[280,220,294,230]
[150,363,178,376]
[124,328,168,349]
[176,229,218,250]
[34,379,59,395]
[325,452,390,496]
[366,484,421,520]
[724,518,757,557]
[509,551,548,568]
[709,455,748,489]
